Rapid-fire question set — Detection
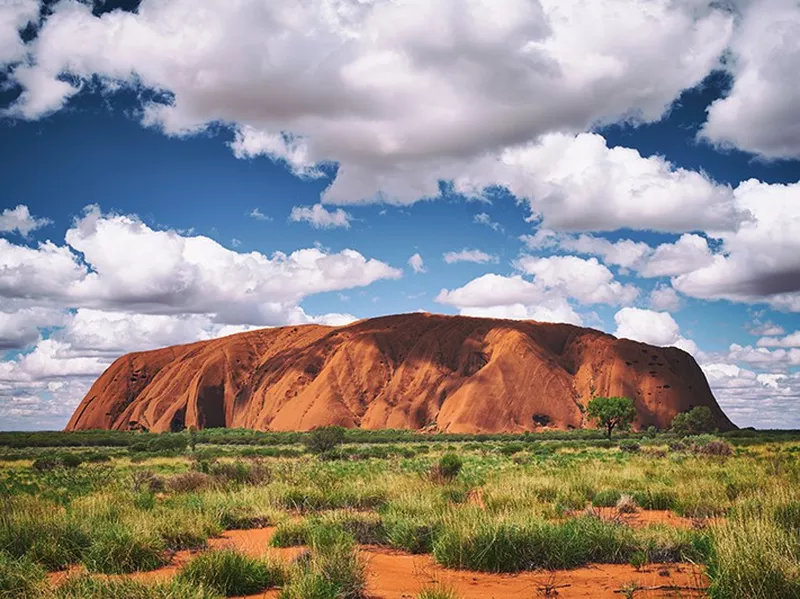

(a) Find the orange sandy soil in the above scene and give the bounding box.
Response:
[590,508,709,530]
[49,526,710,599]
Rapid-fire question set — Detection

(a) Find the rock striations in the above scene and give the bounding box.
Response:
[66,313,734,433]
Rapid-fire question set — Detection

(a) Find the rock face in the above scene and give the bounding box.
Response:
[66,313,734,433]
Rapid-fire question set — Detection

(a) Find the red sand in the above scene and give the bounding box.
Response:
[66,313,731,434]
[50,527,709,599]
[592,508,705,530]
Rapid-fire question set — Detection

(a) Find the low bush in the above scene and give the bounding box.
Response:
[177,549,285,596]
[131,470,165,494]
[498,443,525,456]
[209,459,271,486]
[167,472,216,493]
[618,442,640,453]
[694,440,734,457]
[305,426,346,455]
[430,453,463,482]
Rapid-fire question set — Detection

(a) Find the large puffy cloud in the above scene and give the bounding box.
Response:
[8,0,734,203]
[0,204,395,428]
[0,205,401,323]
[673,179,800,310]
[436,255,637,325]
[456,133,743,232]
[514,255,639,306]
[613,307,698,356]
[701,0,800,159]
[0,304,68,350]
[436,274,584,325]
[0,238,88,300]
[648,284,682,312]
[528,231,715,276]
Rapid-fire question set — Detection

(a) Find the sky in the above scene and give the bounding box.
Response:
[1,0,800,431]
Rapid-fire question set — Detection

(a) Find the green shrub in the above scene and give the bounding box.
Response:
[305,427,346,455]
[431,453,462,482]
[695,440,734,457]
[167,472,215,493]
[31,456,59,472]
[498,443,524,456]
[209,460,271,486]
[177,549,285,596]
[60,453,84,469]
[671,407,716,437]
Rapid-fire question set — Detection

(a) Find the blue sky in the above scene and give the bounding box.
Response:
[1,0,800,430]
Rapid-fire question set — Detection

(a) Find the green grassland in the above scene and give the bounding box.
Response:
[1,428,799,598]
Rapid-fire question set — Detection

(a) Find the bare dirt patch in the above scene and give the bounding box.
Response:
[50,527,710,599]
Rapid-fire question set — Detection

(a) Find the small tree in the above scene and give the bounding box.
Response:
[671,406,716,437]
[304,426,346,455]
[586,396,636,439]
[187,426,198,452]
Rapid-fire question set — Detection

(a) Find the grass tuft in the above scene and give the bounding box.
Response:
[0,551,47,598]
[176,549,285,596]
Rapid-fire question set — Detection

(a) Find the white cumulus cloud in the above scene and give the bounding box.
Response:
[443,249,499,264]
[289,203,352,229]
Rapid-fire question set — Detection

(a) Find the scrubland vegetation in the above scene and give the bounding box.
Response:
[1,426,799,598]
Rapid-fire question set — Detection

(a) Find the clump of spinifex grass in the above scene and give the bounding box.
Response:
[0,496,90,570]
[176,549,286,596]
[280,526,366,599]
[417,584,460,599]
[54,574,221,599]
[432,510,637,572]
[707,515,800,599]
[0,551,48,598]
[80,522,167,574]
[272,511,385,548]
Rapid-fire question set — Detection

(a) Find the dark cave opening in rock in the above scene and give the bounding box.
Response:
[196,384,226,428]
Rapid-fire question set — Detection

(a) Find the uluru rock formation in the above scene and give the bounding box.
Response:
[66,313,734,433]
